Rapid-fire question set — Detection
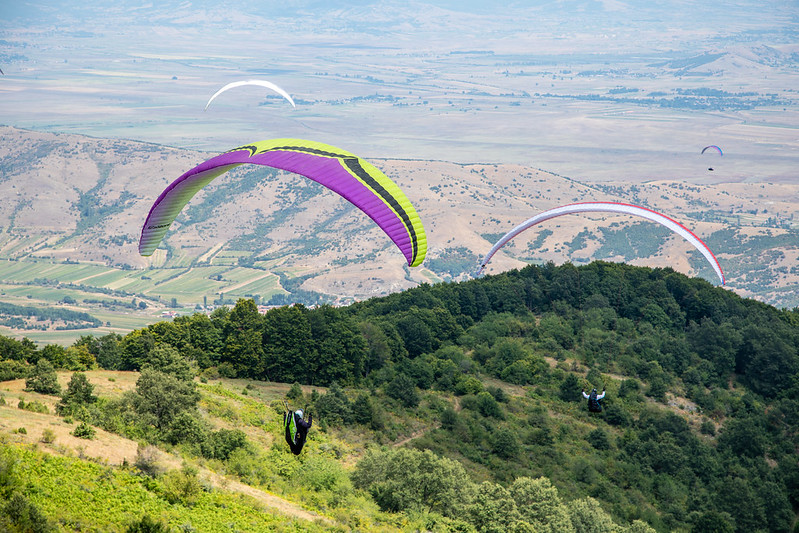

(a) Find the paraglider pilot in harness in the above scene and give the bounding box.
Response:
[284,401,312,455]
[582,388,605,413]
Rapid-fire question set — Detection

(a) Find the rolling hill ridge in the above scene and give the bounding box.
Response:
[0,126,796,321]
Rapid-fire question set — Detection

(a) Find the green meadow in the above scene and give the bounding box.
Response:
[0,253,288,346]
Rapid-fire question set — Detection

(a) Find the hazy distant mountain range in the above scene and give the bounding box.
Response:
[0,126,797,309]
[6,0,796,26]
[3,0,798,176]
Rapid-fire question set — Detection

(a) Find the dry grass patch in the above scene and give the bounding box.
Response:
[0,404,147,466]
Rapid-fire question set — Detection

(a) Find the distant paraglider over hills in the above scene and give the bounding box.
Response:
[701,145,722,170]
[204,80,296,111]
[477,201,725,285]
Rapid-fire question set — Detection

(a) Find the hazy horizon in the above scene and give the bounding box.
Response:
[1,0,798,182]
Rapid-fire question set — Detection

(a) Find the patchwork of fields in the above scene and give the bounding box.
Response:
[0,254,290,345]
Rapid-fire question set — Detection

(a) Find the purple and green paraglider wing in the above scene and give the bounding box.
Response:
[139,139,427,267]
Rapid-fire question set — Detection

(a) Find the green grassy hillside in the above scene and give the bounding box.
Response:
[1,126,799,343]
[0,261,797,532]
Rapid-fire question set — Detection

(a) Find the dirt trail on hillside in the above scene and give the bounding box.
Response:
[205,472,330,524]
[392,401,462,448]
[393,427,431,448]
[0,407,330,525]
[0,377,332,526]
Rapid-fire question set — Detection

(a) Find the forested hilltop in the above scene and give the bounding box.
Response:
[1,261,798,532]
